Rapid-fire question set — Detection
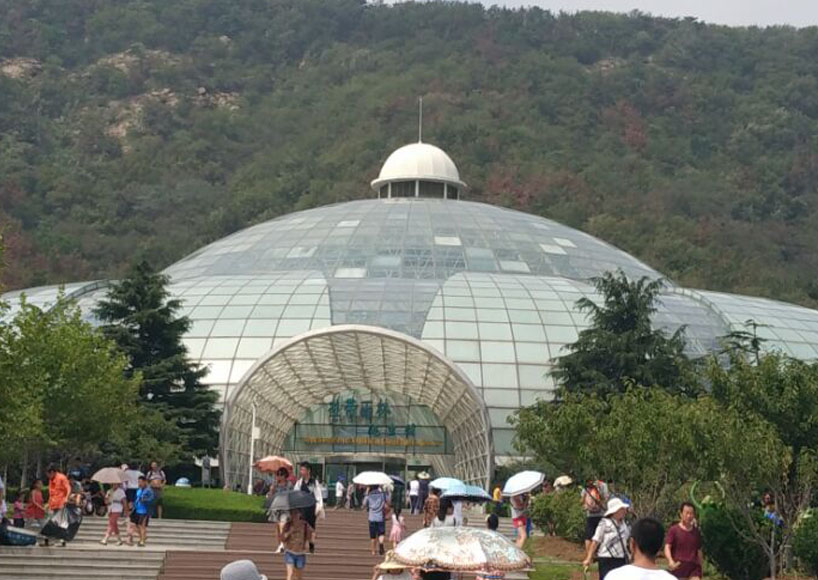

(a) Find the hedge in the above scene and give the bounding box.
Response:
[163,487,268,522]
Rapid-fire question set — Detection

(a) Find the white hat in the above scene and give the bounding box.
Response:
[220,559,268,580]
[604,497,630,517]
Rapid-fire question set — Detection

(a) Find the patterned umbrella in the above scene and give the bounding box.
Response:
[253,455,294,475]
[502,471,545,496]
[393,527,531,572]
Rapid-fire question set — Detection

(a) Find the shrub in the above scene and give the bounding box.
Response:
[163,486,267,522]
[699,503,770,580]
[793,510,818,576]
[530,490,584,543]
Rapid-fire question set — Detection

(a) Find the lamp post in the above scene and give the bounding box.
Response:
[247,399,259,495]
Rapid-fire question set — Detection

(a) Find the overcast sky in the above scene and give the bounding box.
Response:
[486,1,818,27]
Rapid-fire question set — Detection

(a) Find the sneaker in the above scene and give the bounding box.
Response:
[99,539,108,546]
[137,541,145,548]
[117,540,124,546]
[274,543,284,554]
[59,540,66,547]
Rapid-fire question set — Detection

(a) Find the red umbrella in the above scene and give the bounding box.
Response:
[254,455,294,474]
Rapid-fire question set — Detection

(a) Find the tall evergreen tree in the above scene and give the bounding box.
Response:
[552,270,698,397]
[94,261,220,458]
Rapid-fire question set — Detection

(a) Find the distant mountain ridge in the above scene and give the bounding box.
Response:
[0,0,816,307]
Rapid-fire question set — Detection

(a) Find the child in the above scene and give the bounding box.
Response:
[26,479,46,529]
[12,492,26,528]
[371,551,414,580]
[389,506,406,549]
[278,508,313,580]
[486,513,499,531]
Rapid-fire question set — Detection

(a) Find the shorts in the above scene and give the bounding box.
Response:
[512,516,527,529]
[585,515,603,540]
[285,551,307,569]
[130,512,150,527]
[369,520,386,539]
[671,561,703,579]
[151,488,164,506]
[125,488,137,504]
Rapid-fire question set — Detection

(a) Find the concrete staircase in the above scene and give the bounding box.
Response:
[0,546,165,579]
[72,515,229,549]
[0,517,230,580]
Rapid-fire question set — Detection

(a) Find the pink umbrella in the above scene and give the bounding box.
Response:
[253,455,294,475]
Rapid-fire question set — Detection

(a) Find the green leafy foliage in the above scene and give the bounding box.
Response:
[553,271,699,397]
[792,510,818,576]
[94,261,220,459]
[0,2,817,310]
[699,503,772,580]
[0,296,140,461]
[530,490,585,543]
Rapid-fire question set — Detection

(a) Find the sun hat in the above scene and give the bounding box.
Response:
[378,551,407,571]
[220,559,268,580]
[604,497,630,517]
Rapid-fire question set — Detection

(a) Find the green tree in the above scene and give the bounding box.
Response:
[94,261,220,458]
[0,296,141,466]
[705,352,818,578]
[552,270,698,397]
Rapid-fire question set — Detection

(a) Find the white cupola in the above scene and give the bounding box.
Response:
[371,98,466,200]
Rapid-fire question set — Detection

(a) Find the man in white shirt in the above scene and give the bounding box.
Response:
[334,478,346,510]
[606,517,676,580]
[408,477,420,515]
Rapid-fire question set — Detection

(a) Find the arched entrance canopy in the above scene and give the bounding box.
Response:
[221,325,494,488]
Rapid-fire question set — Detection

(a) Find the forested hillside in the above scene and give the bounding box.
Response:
[1,0,817,306]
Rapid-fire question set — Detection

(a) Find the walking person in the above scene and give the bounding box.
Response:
[408,476,420,515]
[278,508,313,580]
[389,505,406,549]
[606,518,675,580]
[12,492,26,528]
[122,463,140,511]
[334,477,346,510]
[664,503,703,580]
[100,483,126,545]
[126,475,155,547]
[582,477,610,552]
[422,488,440,528]
[417,476,429,517]
[294,462,323,554]
[43,464,72,546]
[583,498,631,580]
[146,461,166,519]
[26,479,46,529]
[364,484,389,555]
[510,493,530,548]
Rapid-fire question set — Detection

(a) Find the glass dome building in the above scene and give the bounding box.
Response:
[5,140,818,488]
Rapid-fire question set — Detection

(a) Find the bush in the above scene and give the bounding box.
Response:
[163,487,267,522]
[793,510,818,576]
[530,490,585,543]
[699,503,770,580]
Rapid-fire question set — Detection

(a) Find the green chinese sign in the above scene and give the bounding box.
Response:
[284,392,451,455]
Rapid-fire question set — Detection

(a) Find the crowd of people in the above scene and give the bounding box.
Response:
[0,460,168,548]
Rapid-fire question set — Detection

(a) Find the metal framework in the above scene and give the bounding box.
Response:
[221,325,494,489]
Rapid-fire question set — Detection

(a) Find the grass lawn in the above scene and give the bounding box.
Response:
[163,486,267,522]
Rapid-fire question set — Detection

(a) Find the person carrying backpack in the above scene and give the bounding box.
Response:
[581,477,610,552]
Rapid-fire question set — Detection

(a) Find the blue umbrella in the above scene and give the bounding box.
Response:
[442,484,492,503]
[430,477,464,491]
[389,474,406,486]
